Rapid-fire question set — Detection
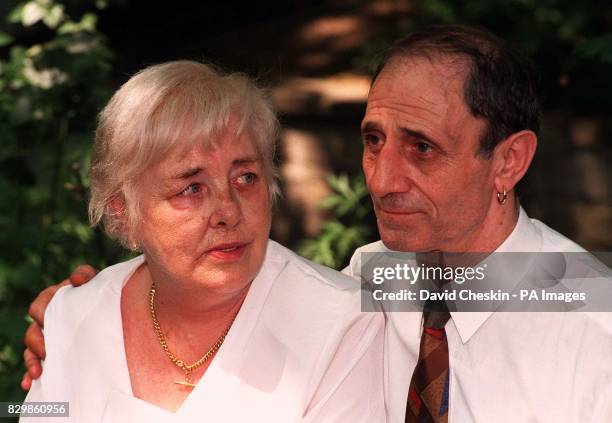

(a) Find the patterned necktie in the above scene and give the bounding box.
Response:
[405,305,451,423]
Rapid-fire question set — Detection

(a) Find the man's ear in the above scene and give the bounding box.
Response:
[493,130,537,192]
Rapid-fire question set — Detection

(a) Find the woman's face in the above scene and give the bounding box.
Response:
[134,124,272,297]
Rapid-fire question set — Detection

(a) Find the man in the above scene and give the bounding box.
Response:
[22,25,612,422]
[341,25,612,422]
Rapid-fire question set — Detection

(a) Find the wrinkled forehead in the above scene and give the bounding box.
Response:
[372,54,469,101]
[365,55,474,126]
[363,55,486,147]
[159,115,260,163]
[175,120,259,160]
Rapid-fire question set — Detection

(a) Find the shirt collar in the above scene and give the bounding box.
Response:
[449,207,543,343]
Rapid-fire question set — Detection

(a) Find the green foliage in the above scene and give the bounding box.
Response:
[0,0,120,404]
[577,34,612,63]
[0,32,14,47]
[298,174,375,269]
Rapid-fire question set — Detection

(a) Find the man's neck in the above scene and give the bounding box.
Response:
[442,199,520,253]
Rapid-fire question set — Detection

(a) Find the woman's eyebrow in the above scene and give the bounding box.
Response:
[172,156,261,179]
[233,156,261,166]
[174,167,203,179]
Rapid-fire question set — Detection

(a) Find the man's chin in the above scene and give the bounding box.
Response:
[378,225,433,253]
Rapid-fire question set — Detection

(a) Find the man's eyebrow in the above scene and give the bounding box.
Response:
[362,121,438,145]
[361,121,381,133]
[399,127,437,145]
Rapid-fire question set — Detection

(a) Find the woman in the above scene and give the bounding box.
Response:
[22,61,384,422]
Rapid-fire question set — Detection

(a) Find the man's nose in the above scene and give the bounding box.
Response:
[366,141,410,197]
[209,185,241,229]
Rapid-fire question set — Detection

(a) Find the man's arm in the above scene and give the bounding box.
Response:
[21,265,98,390]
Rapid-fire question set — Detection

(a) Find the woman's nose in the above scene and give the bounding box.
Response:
[209,187,241,229]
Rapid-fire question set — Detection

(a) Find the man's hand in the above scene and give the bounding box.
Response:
[21,265,98,390]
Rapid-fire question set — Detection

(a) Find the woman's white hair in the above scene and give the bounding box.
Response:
[88,60,279,250]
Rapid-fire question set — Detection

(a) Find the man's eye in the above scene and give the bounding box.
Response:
[363,133,381,146]
[180,183,201,196]
[415,142,433,153]
[236,172,257,184]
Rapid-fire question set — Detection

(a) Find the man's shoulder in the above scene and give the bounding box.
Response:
[353,240,390,255]
[581,311,612,334]
[529,218,587,252]
[344,240,397,279]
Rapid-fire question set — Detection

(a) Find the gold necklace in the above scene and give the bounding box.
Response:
[148,282,232,388]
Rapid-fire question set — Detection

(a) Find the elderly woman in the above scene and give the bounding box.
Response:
[21,61,384,422]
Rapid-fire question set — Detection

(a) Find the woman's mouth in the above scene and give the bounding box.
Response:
[206,243,248,261]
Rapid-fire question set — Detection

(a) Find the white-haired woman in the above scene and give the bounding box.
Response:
[22,61,384,422]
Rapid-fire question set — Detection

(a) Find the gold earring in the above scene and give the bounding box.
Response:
[497,189,507,205]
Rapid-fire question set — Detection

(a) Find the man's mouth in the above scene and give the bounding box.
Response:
[376,204,423,215]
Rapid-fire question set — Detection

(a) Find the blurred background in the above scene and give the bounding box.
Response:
[0,0,610,405]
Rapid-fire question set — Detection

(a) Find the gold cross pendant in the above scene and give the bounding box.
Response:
[174,369,196,388]
[174,380,196,388]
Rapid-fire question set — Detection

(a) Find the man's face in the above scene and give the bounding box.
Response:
[361,57,498,252]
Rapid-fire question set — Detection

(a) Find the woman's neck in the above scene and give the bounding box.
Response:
[138,263,248,335]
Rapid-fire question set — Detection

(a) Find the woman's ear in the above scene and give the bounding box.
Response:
[108,195,140,250]
[108,195,127,218]
[493,130,538,192]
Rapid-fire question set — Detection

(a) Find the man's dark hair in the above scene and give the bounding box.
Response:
[373,25,542,157]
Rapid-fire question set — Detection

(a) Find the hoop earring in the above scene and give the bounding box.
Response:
[497,189,507,205]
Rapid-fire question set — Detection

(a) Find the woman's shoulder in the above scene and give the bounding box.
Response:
[258,239,382,331]
[262,241,380,326]
[46,255,144,331]
[266,240,359,294]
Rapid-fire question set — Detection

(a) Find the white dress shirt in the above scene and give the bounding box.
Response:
[345,208,612,422]
[23,240,385,423]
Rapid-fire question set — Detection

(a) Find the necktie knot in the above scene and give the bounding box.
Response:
[423,299,451,330]
[424,310,451,329]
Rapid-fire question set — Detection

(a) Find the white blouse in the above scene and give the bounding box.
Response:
[23,240,385,423]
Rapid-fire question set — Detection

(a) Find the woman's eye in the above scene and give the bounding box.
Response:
[180,183,201,196]
[236,172,257,185]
